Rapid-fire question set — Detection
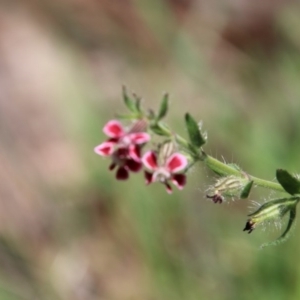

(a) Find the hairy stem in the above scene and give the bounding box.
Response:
[204,155,285,193]
[149,121,286,194]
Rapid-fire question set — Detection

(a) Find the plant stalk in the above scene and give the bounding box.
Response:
[204,155,285,193]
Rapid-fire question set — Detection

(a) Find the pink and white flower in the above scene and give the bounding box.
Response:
[142,150,188,193]
[94,120,150,180]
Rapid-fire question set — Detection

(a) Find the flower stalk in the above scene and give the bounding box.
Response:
[94,87,300,247]
[204,155,285,193]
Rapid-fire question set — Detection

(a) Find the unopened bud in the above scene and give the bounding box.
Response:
[243,197,298,234]
[207,175,249,203]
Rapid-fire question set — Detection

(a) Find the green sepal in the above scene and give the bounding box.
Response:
[240,180,254,199]
[185,113,206,148]
[260,205,297,249]
[276,169,300,195]
[156,93,168,121]
[122,86,138,113]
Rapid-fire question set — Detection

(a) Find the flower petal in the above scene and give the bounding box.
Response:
[128,132,150,144]
[103,120,125,138]
[126,160,142,173]
[109,162,116,170]
[115,147,129,159]
[94,142,115,156]
[129,145,141,162]
[243,220,255,234]
[165,153,188,173]
[171,174,186,190]
[116,167,129,180]
[165,182,173,194]
[144,171,154,184]
[142,151,158,170]
[206,193,224,204]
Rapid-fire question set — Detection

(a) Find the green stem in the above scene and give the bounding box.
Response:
[204,155,285,193]
[250,176,284,192]
[173,133,190,149]
[148,120,285,193]
[153,122,195,153]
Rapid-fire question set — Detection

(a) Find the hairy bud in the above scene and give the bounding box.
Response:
[207,175,250,203]
[243,197,298,234]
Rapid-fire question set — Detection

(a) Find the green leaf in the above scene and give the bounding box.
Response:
[156,93,168,121]
[240,180,254,199]
[135,97,141,113]
[260,205,297,249]
[185,113,206,148]
[276,169,300,195]
[122,86,138,113]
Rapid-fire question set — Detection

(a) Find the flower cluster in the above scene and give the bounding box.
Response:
[94,118,189,193]
[94,119,150,180]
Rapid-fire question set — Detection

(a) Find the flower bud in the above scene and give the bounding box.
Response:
[243,197,298,234]
[207,175,249,203]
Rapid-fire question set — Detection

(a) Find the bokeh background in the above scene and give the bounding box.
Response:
[2,0,300,299]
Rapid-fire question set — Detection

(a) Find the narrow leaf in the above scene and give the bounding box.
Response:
[276,169,300,195]
[240,180,254,199]
[135,97,141,113]
[185,113,206,148]
[122,86,138,113]
[156,94,168,121]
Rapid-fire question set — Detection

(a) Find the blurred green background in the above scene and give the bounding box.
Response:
[1,0,300,299]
